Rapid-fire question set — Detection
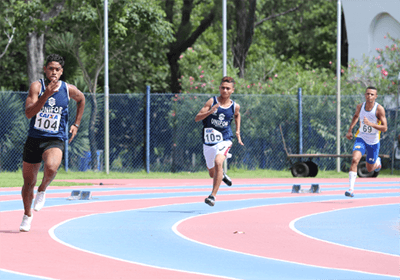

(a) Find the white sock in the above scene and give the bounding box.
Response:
[349,171,357,192]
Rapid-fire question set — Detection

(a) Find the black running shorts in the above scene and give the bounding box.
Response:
[23,137,65,164]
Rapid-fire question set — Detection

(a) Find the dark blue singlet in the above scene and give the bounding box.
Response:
[202,96,235,146]
[27,79,70,141]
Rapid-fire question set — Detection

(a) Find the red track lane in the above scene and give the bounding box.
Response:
[0,196,226,280]
[1,178,399,279]
[52,177,400,187]
[177,196,399,277]
[1,187,398,203]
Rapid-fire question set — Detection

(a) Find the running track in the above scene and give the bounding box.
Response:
[0,178,399,280]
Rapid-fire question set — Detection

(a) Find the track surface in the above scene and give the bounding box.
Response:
[0,178,399,280]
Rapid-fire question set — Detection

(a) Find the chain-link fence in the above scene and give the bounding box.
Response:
[0,91,398,173]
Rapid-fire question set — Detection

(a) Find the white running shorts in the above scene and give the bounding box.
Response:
[203,140,232,169]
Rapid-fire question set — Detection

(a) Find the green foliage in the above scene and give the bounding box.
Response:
[375,33,400,92]
[178,47,342,95]
[0,92,29,171]
[252,0,337,69]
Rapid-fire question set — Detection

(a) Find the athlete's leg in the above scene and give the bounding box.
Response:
[348,138,365,196]
[21,161,41,217]
[210,153,225,197]
[348,150,362,193]
[365,142,381,172]
[208,167,215,178]
[38,147,63,192]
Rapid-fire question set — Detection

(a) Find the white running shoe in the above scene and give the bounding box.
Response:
[375,157,381,172]
[20,214,33,232]
[33,191,46,211]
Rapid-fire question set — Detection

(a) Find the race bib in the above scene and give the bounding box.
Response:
[361,124,377,134]
[34,112,61,133]
[204,128,223,144]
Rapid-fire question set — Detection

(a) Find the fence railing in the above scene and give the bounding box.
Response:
[0,90,398,173]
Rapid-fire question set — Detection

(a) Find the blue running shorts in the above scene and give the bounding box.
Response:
[352,137,380,164]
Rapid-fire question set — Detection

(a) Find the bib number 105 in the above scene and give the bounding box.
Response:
[204,128,223,144]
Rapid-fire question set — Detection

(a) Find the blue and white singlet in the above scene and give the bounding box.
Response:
[202,96,235,146]
[27,79,70,141]
[355,102,381,145]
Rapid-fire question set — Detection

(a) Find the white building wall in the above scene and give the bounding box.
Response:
[342,0,400,63]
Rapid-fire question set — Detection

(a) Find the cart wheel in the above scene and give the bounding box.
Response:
[357,161,375,178]
[306,161,319,177]
[291,162,310,177]
[371,171,379,177]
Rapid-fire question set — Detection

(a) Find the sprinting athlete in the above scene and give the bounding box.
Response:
[20,54,85,232]
[195,76,244,206]
[345,86,387,197]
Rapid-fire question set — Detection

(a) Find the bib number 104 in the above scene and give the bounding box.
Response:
[34,112,61,133]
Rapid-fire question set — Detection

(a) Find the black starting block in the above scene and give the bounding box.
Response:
[67,190,93,200]
[80,191,92,200]
[291,184,301,193]
[310,184,321,193]
[291,184,320,194]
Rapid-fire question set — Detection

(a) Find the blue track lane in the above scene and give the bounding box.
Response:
[51,192,399,280]
[295,204,399,255]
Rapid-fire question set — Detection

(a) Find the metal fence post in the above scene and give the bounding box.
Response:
[146,86,151,173]
[64,126,68,172]
[298,88,303,155]
[392,73,400,174]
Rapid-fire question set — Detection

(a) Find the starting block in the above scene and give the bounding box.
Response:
[80,191,92,200]
[67,190,93,200]
[291,184,301,193]
[67,190,81,200]
[291,184,320,194]
[310,184,321,193]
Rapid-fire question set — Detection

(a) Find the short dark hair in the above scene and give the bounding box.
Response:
[220,76,235,85]
[45,54,64,67]
[366,86,377,91]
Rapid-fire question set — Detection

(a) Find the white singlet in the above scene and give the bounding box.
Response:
[355,102,380,145]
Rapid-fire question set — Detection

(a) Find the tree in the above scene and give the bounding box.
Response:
[163,0,221,93]
[231,0,302,78]
[0,18,15,60]
[14,0,66,84]
[49,0,173,169]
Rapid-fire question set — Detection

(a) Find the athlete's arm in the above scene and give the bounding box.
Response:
[363,105,387,132]
[195,98,219,122]
[346,103,362,140]
[25,79,60,119]
[67,84,86,143]
[234,103,244,146]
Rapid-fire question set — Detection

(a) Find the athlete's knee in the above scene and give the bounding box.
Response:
[351,157,360,166]
[214,156,225,166]
[44,162,60,177]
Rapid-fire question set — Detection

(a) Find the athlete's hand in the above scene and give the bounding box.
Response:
[69,125,78,144]
[236,132,244,146]
[210,103,220,114]
[44,77,59,97]
[363,117,372,127]
[346,131,353,140]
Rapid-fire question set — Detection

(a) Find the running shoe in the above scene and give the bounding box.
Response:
[205,195,215,206]
[19,214,33,232]
[345,191,354,198]
[375,157,381,172]
[222,172,232,186]
[33,191,46,211]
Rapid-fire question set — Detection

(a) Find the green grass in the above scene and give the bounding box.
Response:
[1,168,398,188]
